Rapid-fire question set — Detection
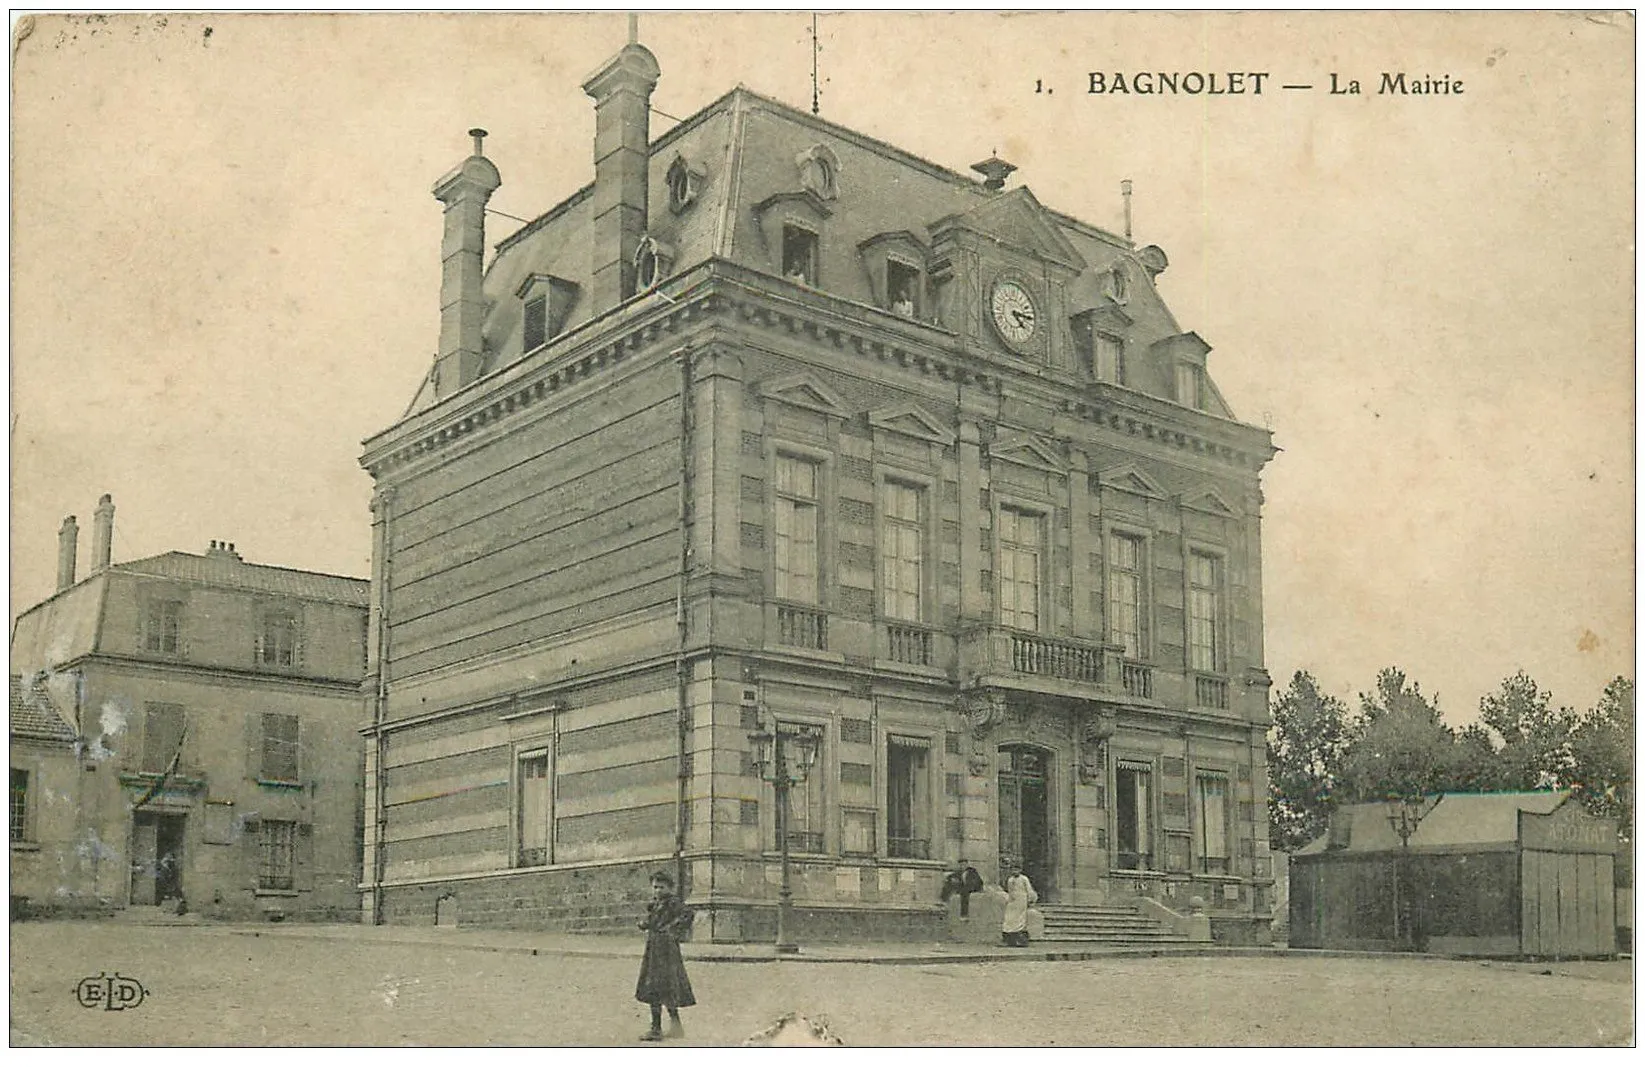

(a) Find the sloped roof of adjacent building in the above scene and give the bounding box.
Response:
[1296,791,1571,856]
[10,673,77,743]
[112,552,369,606]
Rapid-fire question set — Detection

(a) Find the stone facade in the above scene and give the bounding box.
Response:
[10,509,368,921]
[361,40,1277,942]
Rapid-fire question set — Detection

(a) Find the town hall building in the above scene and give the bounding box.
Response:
[358,35,1278,942]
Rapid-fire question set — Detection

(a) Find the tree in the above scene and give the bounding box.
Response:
[1476,671,1575,790]
[1341,668,1456,802]
[1565,676,1634,839]
[1267,671,1352,852]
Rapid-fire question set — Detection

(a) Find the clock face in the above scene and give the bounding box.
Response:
[990,280,1038,346]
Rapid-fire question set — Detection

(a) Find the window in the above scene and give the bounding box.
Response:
[260,713,300,783]
[143,599,183,654]
[523,295,548,352]
[1188,551,1224,672]
[1197,772,1231,874]
[1115,763,1153,870]
[142,703,186,773]
[782,225,818,286]
[842,808,876,855]
[517,753,550,867]
[1094,333,1124,383]
[1107,532,1145,657]
[998,508,1043,631]
[10,769,28,842]
[774,456,821,604]
[778,722,826,853]
[881,482,924,622]
[887,260,920,317]
[886,736,930,859]
[1109,264,1129,304]
[259,820,296,890]
[257,608,299,668]
[1175,363,1203,409]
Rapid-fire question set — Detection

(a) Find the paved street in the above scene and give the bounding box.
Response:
[10,921,1633,1046]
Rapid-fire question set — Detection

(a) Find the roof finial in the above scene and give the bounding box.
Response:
[628,12,639,45]
[810,13,821,116]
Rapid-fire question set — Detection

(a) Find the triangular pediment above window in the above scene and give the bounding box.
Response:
[989,432,1064,473]
[1179,486,1241,518]
[929,187,1086,271]
[758,372,848,418]
[868,404,954,446]
[752,189,834,225]
[1096,464,1168,500]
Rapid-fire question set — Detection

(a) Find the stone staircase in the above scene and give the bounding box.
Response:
[1037,902,1193,944]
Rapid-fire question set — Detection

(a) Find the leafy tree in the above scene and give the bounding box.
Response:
[1476,671,1575,790]
[1565,676,1634,839]
[1266,671,1352,851]
[1341,668,1456,802]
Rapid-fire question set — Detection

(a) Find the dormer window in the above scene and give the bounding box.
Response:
[783,225,819,286]
[666,154,707,214]
[516,273,580,353]
[1093,332,1125,383]
[1072,306,1132,384]
[1109,264,1130,304]
[522,295,548,352]
[1175,362,1204,409]
[887,259,920,318]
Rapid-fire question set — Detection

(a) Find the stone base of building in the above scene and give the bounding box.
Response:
[373,858,665,935]
[702,901,947,944]
[1209,914,1274,945]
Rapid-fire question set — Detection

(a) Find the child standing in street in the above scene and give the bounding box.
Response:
[635,870,695,1041]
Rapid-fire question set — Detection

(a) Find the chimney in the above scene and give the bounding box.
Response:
[582,38,661,314]
[432,128,502,399]
[91,493,115,571]
[206,540,242,562]
[56,515,79,591]
[1121,179,1134,241]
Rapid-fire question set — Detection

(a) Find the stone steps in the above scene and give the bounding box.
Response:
[1038,903,1191,943]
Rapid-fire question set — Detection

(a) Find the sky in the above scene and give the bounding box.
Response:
[9,11,1635,724]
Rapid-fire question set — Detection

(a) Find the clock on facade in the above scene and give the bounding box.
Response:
[989,278,1038,347]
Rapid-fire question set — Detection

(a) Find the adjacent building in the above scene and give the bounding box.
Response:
[9,497,369,920]
[360,37,1278,942]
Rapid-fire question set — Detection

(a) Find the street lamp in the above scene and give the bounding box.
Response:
[747,710,821,955]
[1385,795,1430,952]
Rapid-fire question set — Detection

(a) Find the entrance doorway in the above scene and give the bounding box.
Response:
[998,745,1052,898]
[130,813,186,905]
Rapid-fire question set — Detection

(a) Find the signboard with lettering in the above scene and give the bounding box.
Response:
[1519,802,1618,854]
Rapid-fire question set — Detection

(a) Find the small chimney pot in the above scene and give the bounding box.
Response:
[57,515,80,591]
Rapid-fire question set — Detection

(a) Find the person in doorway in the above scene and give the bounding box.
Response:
[940,857,985,917]
[635,870,695,1041]
[1001,861,1038,947]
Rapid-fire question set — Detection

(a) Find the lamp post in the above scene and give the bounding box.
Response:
[747,710,821,955]
[1385,795,1429,952]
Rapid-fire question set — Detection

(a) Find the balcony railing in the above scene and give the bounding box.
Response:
[1121,661,1154,699]
[961,626,1107,687]
[887,835,930,860]
[1194,674,1230,709]
[783,829,825,854]
[776,605,827,650]
[885,623,933,667]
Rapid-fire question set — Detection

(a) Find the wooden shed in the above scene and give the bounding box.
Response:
[1289,791,1618,958]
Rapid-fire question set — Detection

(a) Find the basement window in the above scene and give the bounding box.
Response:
[782,225,819,286]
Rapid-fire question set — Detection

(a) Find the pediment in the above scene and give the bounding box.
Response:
[758,372,848,418]
[1179,485,1240,518]
[989,432,1064,473]
[752,189,834,224]
[930,188,1086,271]
[868,404,954,446]
[857,230,928,259]
[1096,463,1168,499]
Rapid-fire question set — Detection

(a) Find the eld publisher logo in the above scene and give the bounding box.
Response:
[75,973,147,1011]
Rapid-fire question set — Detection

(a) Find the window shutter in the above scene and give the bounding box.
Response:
[253,623,264,665]
[295,823,316,892]
[247,712,264,781]
[294,610,306,670]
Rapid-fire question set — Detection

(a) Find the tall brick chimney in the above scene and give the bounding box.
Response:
[432,128,502,399]
[56,515,78,591]
[91,493,115,571]
[582,39,660,314]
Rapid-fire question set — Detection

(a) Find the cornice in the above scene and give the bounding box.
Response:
[361,258,1276,482]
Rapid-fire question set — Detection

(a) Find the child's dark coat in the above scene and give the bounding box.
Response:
[635,893,696,1008]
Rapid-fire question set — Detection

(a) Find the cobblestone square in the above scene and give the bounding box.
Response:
[8,921,1633,1046]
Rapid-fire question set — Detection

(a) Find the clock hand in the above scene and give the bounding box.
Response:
[1012,309,1033,327]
